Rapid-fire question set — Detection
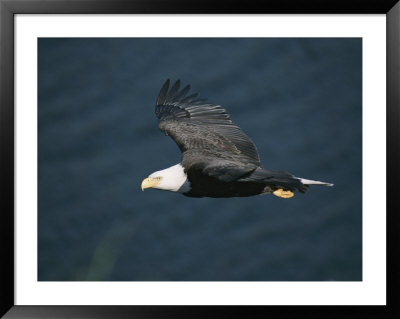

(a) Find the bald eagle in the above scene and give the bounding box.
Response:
[141,79,333,198]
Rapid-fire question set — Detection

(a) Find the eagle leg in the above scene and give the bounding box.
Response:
[273,188,294,199]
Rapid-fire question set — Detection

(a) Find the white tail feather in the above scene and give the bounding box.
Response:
[298,178,333,187]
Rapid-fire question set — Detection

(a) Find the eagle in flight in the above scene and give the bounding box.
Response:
[141,79,333,198]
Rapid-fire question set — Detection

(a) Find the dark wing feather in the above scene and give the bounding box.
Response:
[156,79,170,106]
[155,79,261,167]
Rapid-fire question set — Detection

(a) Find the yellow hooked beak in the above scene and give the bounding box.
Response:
[141,177,160,191]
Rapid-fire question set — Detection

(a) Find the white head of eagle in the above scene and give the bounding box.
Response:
[141,163,191,193]
[141,79,333,198]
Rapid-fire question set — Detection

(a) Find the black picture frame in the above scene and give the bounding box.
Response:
[1,1,399,318]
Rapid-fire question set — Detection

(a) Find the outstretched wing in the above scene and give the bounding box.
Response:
[154,79,261,167]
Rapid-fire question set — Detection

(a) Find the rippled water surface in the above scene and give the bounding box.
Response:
[38,38,362,281]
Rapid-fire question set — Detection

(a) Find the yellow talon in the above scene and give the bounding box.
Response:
[273,189,294,198]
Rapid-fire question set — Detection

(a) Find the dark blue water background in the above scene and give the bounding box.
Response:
[38,38,362,281]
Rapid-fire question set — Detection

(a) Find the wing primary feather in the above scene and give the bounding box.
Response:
[190,99,208,105]
[174,84,191,101]
[156,79,170,106]
[181,93,200,103]
[166,80,181,102]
